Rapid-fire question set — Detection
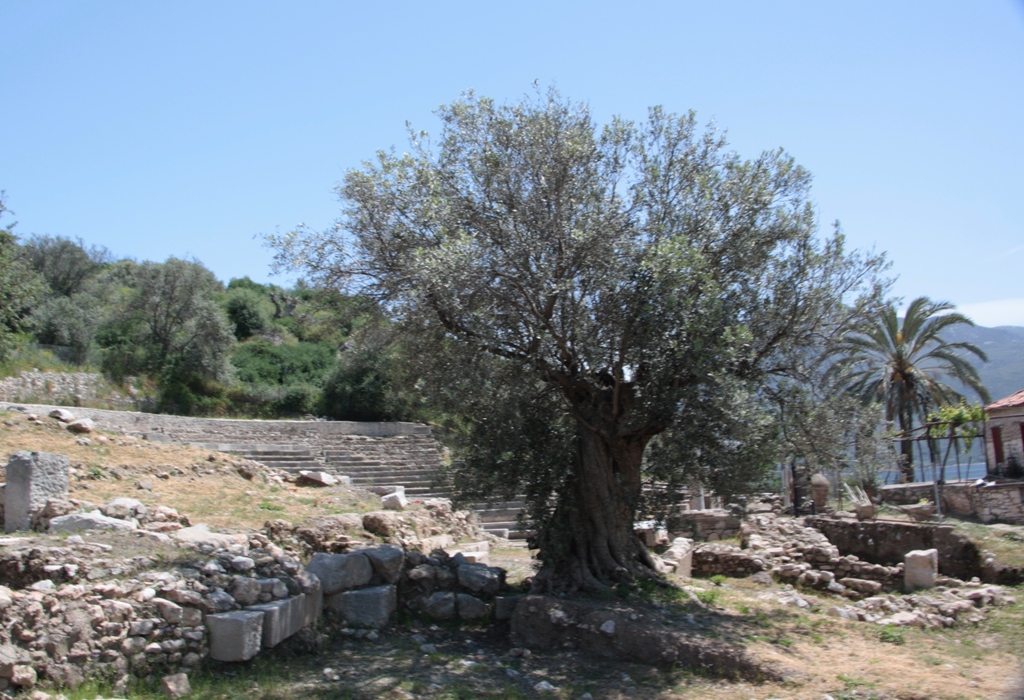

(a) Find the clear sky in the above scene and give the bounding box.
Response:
[2,2,1023,325]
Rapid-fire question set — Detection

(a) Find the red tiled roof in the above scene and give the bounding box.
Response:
[986,389,1024,411]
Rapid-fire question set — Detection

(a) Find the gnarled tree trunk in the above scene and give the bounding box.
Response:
[531,419,659,593]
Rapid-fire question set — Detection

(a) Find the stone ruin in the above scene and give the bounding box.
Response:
[0,449,522,693]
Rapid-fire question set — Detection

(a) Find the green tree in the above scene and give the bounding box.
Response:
[0,194,44,362]
[20,235,111,297]
[96,258,234,383]
[830,296,989,481]
[270,90,883,592]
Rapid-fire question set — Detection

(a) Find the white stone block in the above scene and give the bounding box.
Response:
[206,610,264,661]
[904,548,938,592]
[5,452,69,532]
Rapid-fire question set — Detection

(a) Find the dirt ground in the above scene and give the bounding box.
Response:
[3,409,1023,700]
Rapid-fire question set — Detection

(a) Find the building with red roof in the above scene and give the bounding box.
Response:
[985,389,1024,478]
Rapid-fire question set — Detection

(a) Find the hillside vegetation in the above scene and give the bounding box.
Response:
[0,227,414,420]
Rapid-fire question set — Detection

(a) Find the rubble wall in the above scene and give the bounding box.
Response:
[807,517,983,580]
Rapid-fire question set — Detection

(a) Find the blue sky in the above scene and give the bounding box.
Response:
[2,2,1023,325]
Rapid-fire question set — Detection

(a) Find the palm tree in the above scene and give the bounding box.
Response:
[831,297,990,482]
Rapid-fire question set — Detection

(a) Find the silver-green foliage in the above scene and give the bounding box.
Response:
[271,89,884,587]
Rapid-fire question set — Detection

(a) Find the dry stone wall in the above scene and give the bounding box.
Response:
[879,480,1024,524]
[0,372,136,410]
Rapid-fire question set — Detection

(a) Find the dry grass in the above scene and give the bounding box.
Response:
[1,409,380,531]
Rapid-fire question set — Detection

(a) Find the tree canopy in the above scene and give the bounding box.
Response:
[271,89,885,591]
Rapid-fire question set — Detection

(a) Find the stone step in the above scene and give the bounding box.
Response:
[477,510,523,522]
[341,468,439,477]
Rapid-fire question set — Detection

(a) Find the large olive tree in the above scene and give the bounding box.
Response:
[271,90,883,592]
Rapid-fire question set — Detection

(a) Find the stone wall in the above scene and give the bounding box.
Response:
[878,481,1024,524]
[806,517,983,581]
[1,402,427,442]
[665,509,741,542]
[0,372,135,410]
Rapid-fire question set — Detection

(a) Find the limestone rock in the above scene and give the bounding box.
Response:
[66,418,96,433]
[48,408,76,423]
[297,471,337,487]
[362,545,404,583]
[456,563,503,595]
[161,672,192,698]
[382,491,408,511]
[49,510,137,533]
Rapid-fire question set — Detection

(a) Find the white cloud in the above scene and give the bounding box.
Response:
[954,299,1024,328]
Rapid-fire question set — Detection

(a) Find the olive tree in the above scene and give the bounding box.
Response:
[270,90,883,592]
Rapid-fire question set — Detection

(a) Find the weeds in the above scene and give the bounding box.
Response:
[878,625,905,645]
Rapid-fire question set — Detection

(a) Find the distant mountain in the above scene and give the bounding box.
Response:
[941,324,1024,404]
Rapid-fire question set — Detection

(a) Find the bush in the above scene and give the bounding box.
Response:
[230,340,335,387]
[224,288,271,340]
[320,359,390,421]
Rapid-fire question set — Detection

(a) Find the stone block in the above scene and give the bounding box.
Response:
[306,552,372,595]
[324,584,396,628]
[49,510,136,534]
[662,537,694,578]
[161,672,191,698]
[304,582,323,627]
[421,591,455,620]
[5,451,69,532]
[382,491,408,510]
[206,610,264,662]
[456,593,491,620]
[495,595,524,621]
[904,548,938,592]
[456,563,503,595]
[248,594,306,647]
[362,545,404,583]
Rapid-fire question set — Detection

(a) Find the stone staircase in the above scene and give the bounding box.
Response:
[201,435,528,540]
[224,445,322,475]
[472,499,530,540]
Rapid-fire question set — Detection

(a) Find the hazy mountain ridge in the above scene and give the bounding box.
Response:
[941,324,1024,404]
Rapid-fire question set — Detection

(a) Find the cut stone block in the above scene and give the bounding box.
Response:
[904,548,938,592]
[324,584,396,628]
[662,537,694,578]
[206,610,264,661]
[5,452,69,532]
[248,594,306,647]
[382,491,408,511]
[362,545,404,583]
[306,552,372,595]
[304,582,323,627]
